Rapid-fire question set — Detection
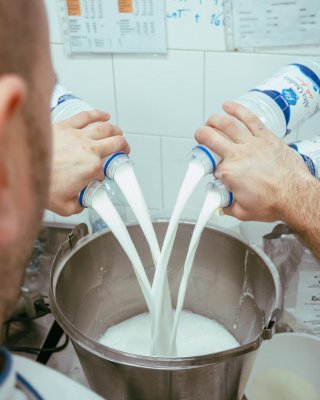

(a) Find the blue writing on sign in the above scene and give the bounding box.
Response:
[167,0,225,27]
[167,8,191,19]
[210,12,224,26]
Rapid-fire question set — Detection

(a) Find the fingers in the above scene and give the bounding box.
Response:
[195,126,236,158]
[206,113,251,144]
[222,102,269,137]
[93,135,130,159]
[65,110,111,129]
[222,201,250,221]
[67,199,83,215]
[87,122,123,140]
[50,197,83,217]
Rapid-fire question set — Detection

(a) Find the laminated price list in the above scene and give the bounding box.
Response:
[60,0,167,53]
[227,0,320,49]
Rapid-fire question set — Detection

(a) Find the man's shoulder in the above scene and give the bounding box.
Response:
[14,355,103,400]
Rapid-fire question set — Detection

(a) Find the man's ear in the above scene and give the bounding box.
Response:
[0,74,27,245]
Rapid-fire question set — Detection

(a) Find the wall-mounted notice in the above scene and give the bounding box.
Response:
[225,0,320,50]
[166,0,226,51]
[58,0,167,53]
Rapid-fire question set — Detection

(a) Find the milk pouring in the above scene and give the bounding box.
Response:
[82,144,234,356]
[104,152,174,351]
[99,178,234,358]
[48,77,283,399]
[169,181,232,353]
[51,84,166,323]
[50,84,240,360]
[79,181,153,311]
[79,131,234,357]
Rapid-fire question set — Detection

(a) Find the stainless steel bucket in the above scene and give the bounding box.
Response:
[49,221,281,400]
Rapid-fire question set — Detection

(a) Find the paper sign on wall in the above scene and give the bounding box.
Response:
[225,0,320,50]
[58,0,167,53]
[166,0,225,51]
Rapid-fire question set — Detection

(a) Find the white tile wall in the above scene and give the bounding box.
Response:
[44,4,320,230]
[113,51,204,137]
[42,210,55,224]
[161,137,239,229]
[295,56,320,141]
[44,0,62,44]
[262,47,320,57]
[161,137,209,212]
[125,133,162,209]
[298,112,320,141]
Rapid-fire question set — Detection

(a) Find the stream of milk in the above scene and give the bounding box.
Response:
[91,187,152,311]
[93,157,237,358]
[113,163,160,265]
[151,159,206,356]
[112,162,173,346]
[99,183,236,358]
[169,188,222,353]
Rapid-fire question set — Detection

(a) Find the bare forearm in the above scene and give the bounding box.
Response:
[281,176,320,259]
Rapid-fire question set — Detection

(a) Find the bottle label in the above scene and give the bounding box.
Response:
[251,63,320,135]
[290,135,320,180]
[50,84,79,112]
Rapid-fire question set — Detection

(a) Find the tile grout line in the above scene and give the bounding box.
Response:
[111,54,119,124]
[159,136,165,210]
[202,51,206,124]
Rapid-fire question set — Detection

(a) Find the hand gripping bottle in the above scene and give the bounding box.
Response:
[236,61,320,137]
[51,83,126,231]
[191,62,320,181]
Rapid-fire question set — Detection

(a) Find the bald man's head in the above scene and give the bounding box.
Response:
[0,0,55,326]
[0,1,45,81]
[0,0,54,188]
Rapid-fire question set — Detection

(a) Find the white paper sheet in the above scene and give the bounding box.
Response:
[229,0,320,49]
[296,271,320,336]
[59,0,167,53]
[166,0,226,51]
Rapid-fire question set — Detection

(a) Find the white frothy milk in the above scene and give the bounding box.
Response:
[169,188,222,353]
[151,159,206,356]
[91,187,152,311]
[100,310,239,357]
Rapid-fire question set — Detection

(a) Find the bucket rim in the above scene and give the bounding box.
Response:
[49,220,281,368]
[49,290,262,369]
